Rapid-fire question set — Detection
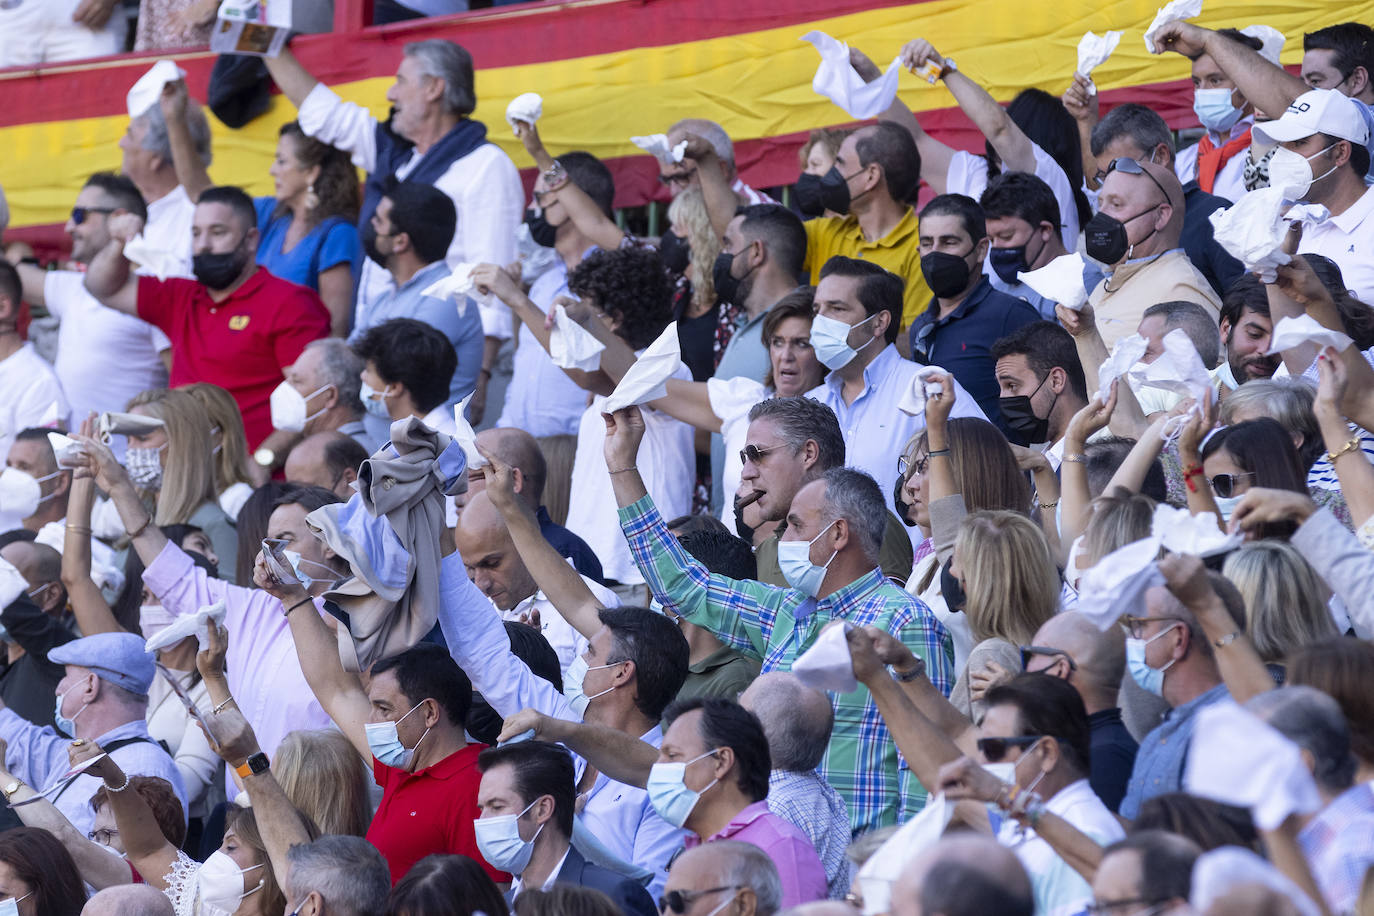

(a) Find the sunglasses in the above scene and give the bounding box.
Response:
[897,453,929,478]
[1020,645,1077,672]
[1208,471,1255,498]
[658,169,698,188]
[976,735,1042,763]
[739,443,782,466]
[1100,157,1172,205]
[70,206,116,225]
[658,887,741,914]
[1118,615,1184,640]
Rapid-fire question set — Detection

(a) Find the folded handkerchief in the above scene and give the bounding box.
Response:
[1241,24,1285,66]
[127,59,186,118]
[549,304,605,371]
[1018,252,1088,311]
[505,92,543,135]
[801,31,902,120]
[453,391,488,470]
[123,235,184,281]
[1076,31,1123,95]
[1076,536,1165,630]
[47,432,86,469]
[630,134,687,166]
[1144,0,1204,53]
[792,620,857,693]
[145,599,226,652]
[1185,700,1323,830]
[1098,334,1149,403]
[98,411,166,443]
[1266,314,1353,355]
[855,794,952,916]
[1209,187,1292,282]
[1151,504,1242,557]
[1129,328,1214,405]
[602,323,681,413]
[897,366,950,417]
[422,262,491,317]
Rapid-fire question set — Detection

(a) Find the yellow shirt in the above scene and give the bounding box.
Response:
[803,209,933,330]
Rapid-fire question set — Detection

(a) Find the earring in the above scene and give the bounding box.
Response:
[305,183,319,213]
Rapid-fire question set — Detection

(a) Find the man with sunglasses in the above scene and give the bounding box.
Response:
[659,841,781,916]
[1085,157,1219,348]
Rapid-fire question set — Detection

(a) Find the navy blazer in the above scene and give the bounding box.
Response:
[507,846,657,916]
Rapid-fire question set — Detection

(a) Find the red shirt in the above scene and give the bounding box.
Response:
[136,269,329,449]
[367,743,509,885]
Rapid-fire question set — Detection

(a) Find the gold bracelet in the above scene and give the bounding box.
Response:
[1036,499,1060,510]
[608,467,638,474]
[127,514,154,539]
[1327,436,1362,464]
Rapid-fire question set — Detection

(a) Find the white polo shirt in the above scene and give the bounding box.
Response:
[1299,185,1374,304]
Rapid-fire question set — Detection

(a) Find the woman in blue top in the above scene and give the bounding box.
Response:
[255,122,362,336]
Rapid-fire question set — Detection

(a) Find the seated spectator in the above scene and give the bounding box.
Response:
[1288,638,1374,784]
[0,262,69,464]
[981,171,1073,319]
[660,841,782,916]
[1199,418,1309,526]
[0,540,72,729]
[1137,301,1221,369]
[280,835,393,916]
[272,337,378,454]
[1090,831,1200,916]
[352,317,460,436]
[284,432,370,501]
[1171,29,1271,202]
[990,320,1092,457]
[388,855,509,915]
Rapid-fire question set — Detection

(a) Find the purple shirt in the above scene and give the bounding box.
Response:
[685,800,827,907]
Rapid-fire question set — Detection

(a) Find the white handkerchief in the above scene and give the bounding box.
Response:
[98,411,166,443]
[1191,848,1323,916]
[1184,700,1323,830]
[1144,0,1204,53]
[1018,252,1088,311]
[792,621,857,693]
[126,59,186,118]
[123,235,183,281]
[47,432,86,469]
[1128,328,1214,405]
[630,134,688,166]
[1285,203,1331,226]
[1151,504,1242,557]
[1241,24,1285,66]
[453,391,488,470]
[422,262,491,317]
[549,304,605,372]
[801,31,902,120]
[602,323,681,413]
[1076,536,1165,630]
[1076,31,1122,95]
[855,794,953,916]
[0,557,25,613]
[505,92,543,135]
[1266,314,1353,355]
[897,366,949,417]
[1097,335,1149,404]
[1209,187,1292,282]
[144,599,226,652]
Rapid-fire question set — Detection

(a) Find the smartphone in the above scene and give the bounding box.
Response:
[260,538,296,585]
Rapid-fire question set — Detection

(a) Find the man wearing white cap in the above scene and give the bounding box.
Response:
[1256,89,1374,303]
[0,631,186,836]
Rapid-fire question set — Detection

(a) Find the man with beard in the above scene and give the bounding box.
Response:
[83,185,330,450]
[1213,275,1279,398]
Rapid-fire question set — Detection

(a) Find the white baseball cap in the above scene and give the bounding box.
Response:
[1254,89,1370,146]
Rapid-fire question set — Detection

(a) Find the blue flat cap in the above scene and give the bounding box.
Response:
[49,632,155,696]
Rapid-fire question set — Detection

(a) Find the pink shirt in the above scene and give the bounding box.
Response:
[685,800,827,907]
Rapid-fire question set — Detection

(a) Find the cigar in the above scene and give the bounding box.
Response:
[737,490,764,509]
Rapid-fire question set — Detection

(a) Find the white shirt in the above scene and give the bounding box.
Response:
[43,271,169,430]
[142,185,195,279]
[706,376,769,525]
[1298,185,1374,305]
[146,668,221,815]
[503,571,620,675]
[1175,116,1254,204]
[0,342,68,456]
[296,83,524,339]
[946,142,1081,247]
[566,373,695,585]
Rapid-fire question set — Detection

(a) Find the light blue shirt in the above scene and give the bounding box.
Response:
[989,273,1059,320]
[1119,683,1230,819]
[710,305,776,515]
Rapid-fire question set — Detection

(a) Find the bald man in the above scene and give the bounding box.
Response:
[664,841,784,916]
[283,430,368,499]
[891,833,1033,916]
[1086,157,1221,347]
[455,490,618,674]
[1023,611,1139,813]
[0,537,73,728]
[81,883,176,916]
[463,427,605,585]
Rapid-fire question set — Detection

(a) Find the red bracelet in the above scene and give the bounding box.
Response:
[1183,465,1204,493]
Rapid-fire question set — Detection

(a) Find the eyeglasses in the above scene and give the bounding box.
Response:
[976,735,1043,763]
[897,453,929,478]
[70,206,115,224]
[1085,898,1170,916]
[87,826,119,845]
[1020,645,1077,672]
[739,444,782,466]
[1208,471,1255,498]
[1119,615,1185,640]
[658,169,698,188]
[658,886,742,914]
[1100,157,1172,206]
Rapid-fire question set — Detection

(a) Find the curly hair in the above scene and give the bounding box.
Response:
[273,122,361,225]
[568,246,673,351]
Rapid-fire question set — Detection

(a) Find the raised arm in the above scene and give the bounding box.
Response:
[71,434,169,566]
[1059,386,1118,549]
[60,474,124,636]
[516,121,626,253]
[159,81,212,202]
[1104,414,1171,496]
[497,708,658,788]
[1152,24,1309,125]
[262,47,322,110]
[82,214,142,317]
[1313,350,1374,528]
[1061,74,1103,191]
[7,260,47,307]
[1176,398,1225,528]
[664,132,738,241]
[67,747,179,891]
[854,625,979,755]
[849,48,957,195]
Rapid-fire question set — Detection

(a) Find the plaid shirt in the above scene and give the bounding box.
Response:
[1298,781,1374,915]
[619,495,954,833]
[769,769,855,899]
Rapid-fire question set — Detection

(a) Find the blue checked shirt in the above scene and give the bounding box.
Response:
[1298,781,1374,914]
[619,495,955,833]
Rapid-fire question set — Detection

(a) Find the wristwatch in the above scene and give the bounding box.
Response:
[235,753,270,780]
[253,448,276,469]
[940,58,958,79]
[1,780,21,801]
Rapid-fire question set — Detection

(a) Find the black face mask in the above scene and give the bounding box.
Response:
[894,474,915,527]
[712,249,754,305]
[1084,205,1159,266]
[360,221,392,267]
[940,557,966,612]
[796,166,852,217]
[660,231,691,275]
[793,172,828,218]
[525,208,558,248]
[920,250,974,299]
[988,230,1046,285]
[999,372,1054,446]
[192,246,249,290]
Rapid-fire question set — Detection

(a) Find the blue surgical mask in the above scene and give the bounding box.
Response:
[54,679,91,737]
[808,312,878,371]
[359,380,392,419]
[473,797,544,874]
[647,748,721,829]
[0,893,32,916]
[1212,494,1242,524]
[283,550,338,591]
[1193,87,1245,134]
[364,700,431,770]
[777,520,839,598]
[1125,625,1180,696]
[563,655,619,718]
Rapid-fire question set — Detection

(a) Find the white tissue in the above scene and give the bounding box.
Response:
[1075,536,1165,630]
[801,31,902,120]
[1151,503,1242,557]
[1144,0,1204,53]
[1076,31,1122,95]
[630,134,688,166]
[123,235,184,281]
[144,599,226,652]
[453,391,488,470]
[126,60,186,118]
[505,92,543,135]
[422,262,492,318]
[897,366,950,417]
[1266,314,1353,355]
[1184,701,1323,830]
[602,323,682,413]
[1209,187,1292,282]
[1285,203,1331,226]
[1017,252,1088,312]
[792,621,857,693]
[1127,328,1215,441]
[549,304,605,372]
[1241,25,1286,66]
[98,411,165,443]
[46,432,86,470]
[1097,335,1149,404]
[855,794,952,916]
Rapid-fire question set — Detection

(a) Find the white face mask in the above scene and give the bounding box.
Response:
[196,851,264,915]
[270,381,333,433]
[0,466,60,518]
[139,604,177,643]
[1267,143,1338,200]
[809,312,878,371]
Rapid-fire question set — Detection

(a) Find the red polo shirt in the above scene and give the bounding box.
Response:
[136,269,329,448]
[366,743,508,885]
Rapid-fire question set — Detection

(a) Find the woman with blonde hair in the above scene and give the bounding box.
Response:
[1222,542,1338,675]
[124,387,239,582]
[665,187,729,382]
[182,382,258,521]
[272,729,373,837]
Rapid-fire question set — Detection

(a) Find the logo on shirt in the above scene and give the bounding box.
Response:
[229,315,250,331]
